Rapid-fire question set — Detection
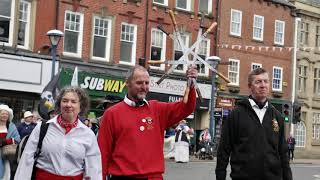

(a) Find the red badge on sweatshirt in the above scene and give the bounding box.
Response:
[140,117,153,130]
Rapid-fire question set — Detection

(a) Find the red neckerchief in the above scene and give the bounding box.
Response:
[57,115,78,134]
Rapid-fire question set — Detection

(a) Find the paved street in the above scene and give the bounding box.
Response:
[164,158,320,180]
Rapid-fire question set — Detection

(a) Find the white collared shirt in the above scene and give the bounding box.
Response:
[248,99,268,124]
[124,95,149,107]
[14,117,102,180]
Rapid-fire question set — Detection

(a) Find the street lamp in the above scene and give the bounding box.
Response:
[206,56,221,141]
[47,29,64,80]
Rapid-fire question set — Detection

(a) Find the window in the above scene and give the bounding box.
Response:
[120,22,137,65]
[173,33,189,72]
[176,0,191,11]
[92,16,112,61]
[0,0,31,48]
[17,0,30,48]
[295,121,306,148]
[274,20,285,45]
[272,67,282,91]
[153,0,168,6]
[197,39,210,76]
[253,15,264,41]
[64,11,84,57]
[230,9,242,37]
[299,22,309,45]
[312,113,320,140]
[199,0,212,14]
[314,68,320,95]
[298,65,307,93]
[316,26,320,47]
[150,28,166,69]
[228,59,240,85]
[251,63,262,71]
[0,0,15,45]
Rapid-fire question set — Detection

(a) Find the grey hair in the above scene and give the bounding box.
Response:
[126,65,148,82]
[248,68,268,85]
[55,86,90,116]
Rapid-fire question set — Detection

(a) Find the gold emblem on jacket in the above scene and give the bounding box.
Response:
[272,119,279,132]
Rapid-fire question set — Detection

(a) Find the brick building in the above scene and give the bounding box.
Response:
[0,0,216,132]
[0,0,299,146]
[214,0,296,136]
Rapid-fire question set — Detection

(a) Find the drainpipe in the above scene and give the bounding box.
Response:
[143,0,149,62]
[215,0,221,57]
[291,17,301,135]
[55,0,60,29]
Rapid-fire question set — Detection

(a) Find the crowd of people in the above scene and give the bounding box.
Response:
[0,66,295,180]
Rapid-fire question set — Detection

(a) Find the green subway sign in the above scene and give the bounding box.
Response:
[59,68,127,98]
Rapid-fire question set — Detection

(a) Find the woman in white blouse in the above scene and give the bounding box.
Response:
[15,86,102,180]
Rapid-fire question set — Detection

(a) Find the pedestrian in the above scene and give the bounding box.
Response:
[215,68,292,180]
[0,104,21,180]
[174,120,193,163]
[165,127,176,138]
[95,94,123,136]
[164,126,176,159]
[287,134,296,160]
[17,111,37,139]
[98,65,198,180]
[14,86,102,180]
[32,112,42,124]
[89,117,99,135]
[199,127,211,142]
[100,95,123,110]
[83,118,92,128]
[188,129,196,156]
[195,127,212,156]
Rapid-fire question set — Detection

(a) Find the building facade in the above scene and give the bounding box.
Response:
[291,0,320,158]
[0,0,55,122]
[1,0,216,129]
[214,0,296,138]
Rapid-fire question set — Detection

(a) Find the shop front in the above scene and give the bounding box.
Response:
[148,76,212,130]
[0,53,55,123]
[59,67,212,125]
[59,67,127,118]
[214,97,235,145]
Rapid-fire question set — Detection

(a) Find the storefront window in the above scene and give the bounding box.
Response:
[0,90,38,124]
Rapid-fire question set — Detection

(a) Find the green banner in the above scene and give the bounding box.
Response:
[59,67,127,98]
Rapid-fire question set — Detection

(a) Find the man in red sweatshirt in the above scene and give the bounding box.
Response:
[98,65,198,180]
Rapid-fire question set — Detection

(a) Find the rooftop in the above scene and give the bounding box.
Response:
[269,0,296,8]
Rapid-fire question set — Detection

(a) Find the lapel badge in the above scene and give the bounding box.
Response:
[139,126,145,132]
[147,124,154,130]
[272,119,279,132]
[146,117,153,124]
[145,117,154,129]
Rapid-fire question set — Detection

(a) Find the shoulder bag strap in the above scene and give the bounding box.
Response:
[31,122,49,180]
[34,122,49,159]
